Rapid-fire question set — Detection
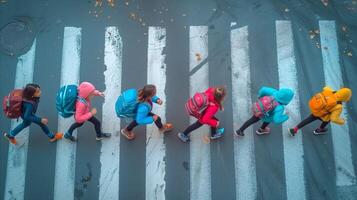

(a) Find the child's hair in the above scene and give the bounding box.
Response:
[138,85,156,102]
[214,86,226,110]
[23,83,41,100]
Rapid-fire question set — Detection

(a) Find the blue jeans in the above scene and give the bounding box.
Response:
[10,119,55,139]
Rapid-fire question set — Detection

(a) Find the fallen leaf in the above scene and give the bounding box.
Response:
[284,8,290,12]
[342,26,348,32]
[125,1,129,6]
[347,52,353,57]
[129,13,136,20]
[316,42,321,48]
[321,0,328,6]
[195,53,202,61]
[182,13,187,17]
[314,29,320,34]
[108,0,115,7]
[95,0,103,7]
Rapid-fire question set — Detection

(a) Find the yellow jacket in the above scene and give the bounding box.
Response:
[312,86,352,124]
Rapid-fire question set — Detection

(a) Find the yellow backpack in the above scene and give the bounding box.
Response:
[309,90,337,117]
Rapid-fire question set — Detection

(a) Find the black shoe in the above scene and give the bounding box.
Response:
[96,133,111,141]
[288,128,297,137]
[64,132,77,142]
[235,130,244,137]
[313,128,328,135]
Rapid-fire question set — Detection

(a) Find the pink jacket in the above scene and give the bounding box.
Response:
[75,82,102,123]
[198,87,221,127]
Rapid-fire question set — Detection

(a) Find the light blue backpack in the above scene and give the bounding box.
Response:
[115,89,139,119]
[56,85,86,118]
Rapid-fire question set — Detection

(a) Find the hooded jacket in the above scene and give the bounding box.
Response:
[75,82,102,123]
[311,86,352,124]
[199,87,222,127]
[257,87,294,124]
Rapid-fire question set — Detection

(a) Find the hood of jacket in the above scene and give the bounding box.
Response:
[78,82,96,99]
[274,88,294,105]
[334,88,352,102]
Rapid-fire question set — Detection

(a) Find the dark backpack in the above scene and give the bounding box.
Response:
[3,89,24,119]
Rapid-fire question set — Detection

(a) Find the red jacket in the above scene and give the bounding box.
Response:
[199,88,221,127]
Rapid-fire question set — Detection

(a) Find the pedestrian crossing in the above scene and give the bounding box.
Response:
[2,20,356,200]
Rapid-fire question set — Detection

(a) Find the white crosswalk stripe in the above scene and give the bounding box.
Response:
[230,23,257,200]
[53,27,82,200]
[319,20,356,187]
[146,26,167,200]
[276,20,306,200]
[4,39,36,200]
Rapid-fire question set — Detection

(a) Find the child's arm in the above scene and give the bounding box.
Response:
[92,90,105,97]
[22,102,42,123]
[258,87,277,98]
[136,104,154,125]
[329,104,345,125]
[152,96,160,104]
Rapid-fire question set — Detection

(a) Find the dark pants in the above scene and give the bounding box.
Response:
[67,116,103,137]
[296,114,330,130]
[237,115,270,132]
[10,119,54,138]
[183,117,219,136]
[126,112,163,131]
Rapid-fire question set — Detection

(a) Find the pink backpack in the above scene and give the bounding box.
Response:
[252,96,278,118]
[185,92,209,118]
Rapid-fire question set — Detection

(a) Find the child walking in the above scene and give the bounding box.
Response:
[64,82,111,142]
[177,86,226,143]
[235,86,294,136]
[289,86,352,136]
[3,83,63,144]
[120,85,173,140]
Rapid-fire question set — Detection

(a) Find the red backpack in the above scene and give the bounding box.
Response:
[2,89,24,119]
[252,96,278,118]
[185,92,209,119]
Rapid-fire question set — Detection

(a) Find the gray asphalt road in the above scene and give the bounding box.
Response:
[1,0,357,200]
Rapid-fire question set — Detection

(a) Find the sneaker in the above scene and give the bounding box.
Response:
[210,128,224,140]
[235,129,244,137]
[256,127,270,135]
[313,128,328,135]
[64,132,77,142]
[96,133,111,141]
[177,132,189,143]
[3,133,17,145]
[49,133,63,142]
[121,129,135,140]
[288,127,298,137]
[159,123,174,133]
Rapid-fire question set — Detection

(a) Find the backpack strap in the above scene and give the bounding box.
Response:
[77,96,88,106]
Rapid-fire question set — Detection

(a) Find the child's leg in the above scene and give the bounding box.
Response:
[9,120,31,137]
[67,122,84,135]
[126,120,139,131]
[296,114,319,129]
[237,115,260,132]
[148,112,163,129]
[319,121,330,129]
[183,121,203,136]
[260,122,270,129]
[32,120,55,138]
[88,116,103,137]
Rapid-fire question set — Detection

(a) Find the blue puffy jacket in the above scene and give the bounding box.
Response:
[257,87,294,124]
[135,96,160,125]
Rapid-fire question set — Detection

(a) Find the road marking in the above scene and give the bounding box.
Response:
[276,20,306,200]
[319,20,356,186]
[4,39,36,200]
[189,26,211,200]
[230,23,257,200]
[99,26,122,200]
[53,27,81,200]
[146,26,167,200]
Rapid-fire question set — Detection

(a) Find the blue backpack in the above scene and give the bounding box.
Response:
[56,85,86,118]
[115,89,140,119]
